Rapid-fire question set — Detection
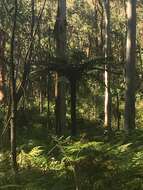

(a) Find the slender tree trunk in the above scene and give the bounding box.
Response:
[98,1,104,54]
[10,0,18,172]
[0,30,6,102]
[70,79,77,136]
[39,89,43,113]
[116,93,120,130]
[55,0,67,134]
[0,30,7,148]
[103,0,112,130]
[92,0,100,56]
[31,0,35,38]
[124,0,136,131]
[47,74,51,129]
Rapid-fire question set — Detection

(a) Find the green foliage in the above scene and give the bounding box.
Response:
[1,129,143,189]
[136,101,143,128]
[17,146,48,169]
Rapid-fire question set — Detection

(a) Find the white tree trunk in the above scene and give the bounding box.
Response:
[103,0,111,130]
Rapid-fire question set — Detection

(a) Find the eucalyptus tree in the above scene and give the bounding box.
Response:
[124,0,137,131]
[103,0,112,130]
[55,0,67,134]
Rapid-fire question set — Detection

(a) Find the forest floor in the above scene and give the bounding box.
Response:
[0,110,143,190]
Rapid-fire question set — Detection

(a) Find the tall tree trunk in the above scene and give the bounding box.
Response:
[103,0,112,130]
[0,30,8,149]
[55,0,67,134]
[0,29,6,102]
[124,0,136,131]
[10,0,18,172]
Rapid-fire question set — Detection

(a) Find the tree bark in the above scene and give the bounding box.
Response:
[55,0,67,134]
[124,0,136,131]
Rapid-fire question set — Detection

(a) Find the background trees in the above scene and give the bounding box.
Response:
[0,0,143,188]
